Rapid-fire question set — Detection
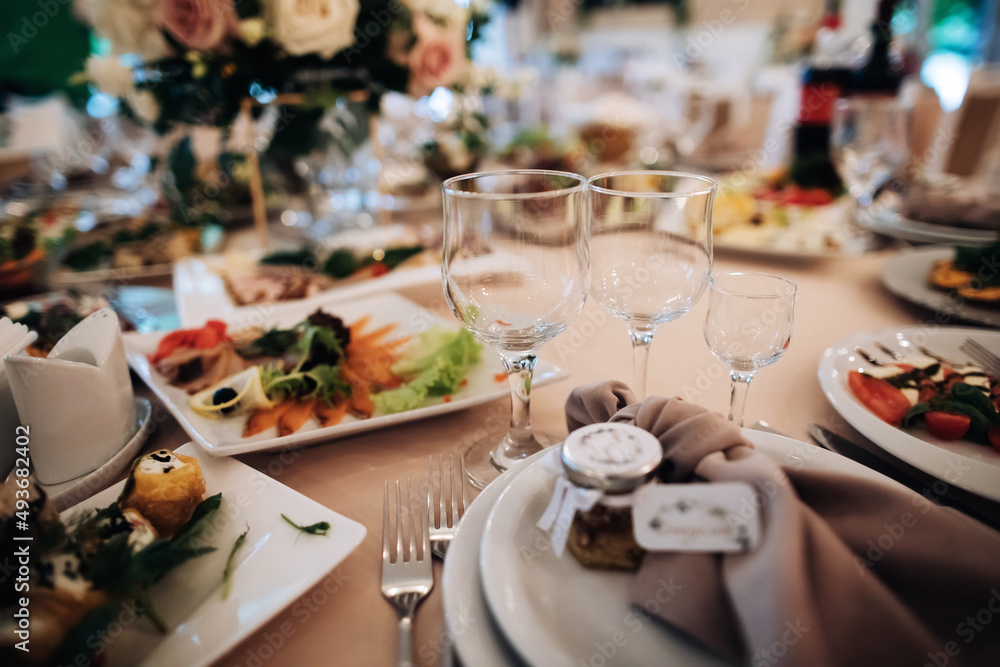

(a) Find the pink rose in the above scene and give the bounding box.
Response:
[407,16,466,98]
[155,0,236,51]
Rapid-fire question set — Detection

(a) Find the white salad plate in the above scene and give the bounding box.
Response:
[451,430,893,667]
[819,327,1000,502]
[881,246,1000,328]
[60,442,367,667]
[173,250,519,327]
[124,291,566,456]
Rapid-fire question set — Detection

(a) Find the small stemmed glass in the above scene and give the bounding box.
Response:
[703,271,797,426]
[587,171,716,399]
[442,170,590,488]
[830,96,909,243]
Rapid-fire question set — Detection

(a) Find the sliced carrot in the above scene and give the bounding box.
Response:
[341,366,375,417]
[315,399,349,427]
[278,399,316,437]
[494,373,506,383]
[351,322,398,347]
[348,315,372,337]
[243,400,294,437]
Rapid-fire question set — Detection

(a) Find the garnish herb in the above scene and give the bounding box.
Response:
[222,526,250,600]
[281,514,331,536]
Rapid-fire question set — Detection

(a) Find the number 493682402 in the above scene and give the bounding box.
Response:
[13,425,32,519]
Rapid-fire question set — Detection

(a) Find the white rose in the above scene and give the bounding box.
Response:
[128,90,161,124]
[85,56,135,98]
[87,0,169,59]
[267,0,360,59]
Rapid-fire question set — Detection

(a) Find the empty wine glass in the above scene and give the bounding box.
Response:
[830,96,909,236]
[704,272,797,426]
[588,171,715,399]
[442,170,590,488]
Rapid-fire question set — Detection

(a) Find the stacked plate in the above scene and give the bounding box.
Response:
[442,430,897,666]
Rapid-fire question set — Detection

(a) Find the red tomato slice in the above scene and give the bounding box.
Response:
[924,411,971,440]
[848,371,912,426]
[989,427,1000,454]
[148,321,229,363]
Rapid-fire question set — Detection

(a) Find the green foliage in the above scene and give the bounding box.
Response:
[374,327,481,414]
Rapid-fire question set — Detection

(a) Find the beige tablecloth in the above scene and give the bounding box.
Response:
[126,246,986,666]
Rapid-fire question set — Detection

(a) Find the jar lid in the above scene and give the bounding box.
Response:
[561,423,663,493]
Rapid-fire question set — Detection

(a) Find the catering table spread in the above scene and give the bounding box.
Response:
[123,245,983,666]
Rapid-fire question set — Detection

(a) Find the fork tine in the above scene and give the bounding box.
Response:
[382,481,390,565]
[460,453,469,516]
[438,455,448,528]
[447,454,458,527]
[419,479,430,561]
[407,478,418,562]
[395,479,404,563]
[427,456,436,530]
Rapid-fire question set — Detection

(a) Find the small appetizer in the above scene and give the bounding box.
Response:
[119,450,208,537]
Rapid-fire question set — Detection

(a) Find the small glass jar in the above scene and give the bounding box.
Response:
[561,422,663,570]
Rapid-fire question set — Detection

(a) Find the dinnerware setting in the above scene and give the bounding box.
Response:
[9,7,1000,664]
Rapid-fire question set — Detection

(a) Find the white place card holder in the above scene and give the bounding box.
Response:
[632,482,762,553]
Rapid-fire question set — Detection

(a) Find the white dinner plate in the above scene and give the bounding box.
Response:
[818,327,1000,501]
[864,207,998,245]
[125,291,566,456]
[711,200,869,261]
[61,442,366,667]
[468,430,892,666]
[173,249,519,328]
[881,246,1000,328]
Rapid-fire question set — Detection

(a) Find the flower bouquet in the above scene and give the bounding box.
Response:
[76,0,488,238]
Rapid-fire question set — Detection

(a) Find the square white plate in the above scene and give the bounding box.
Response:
[125,291,566,456]
[61,443,367,667]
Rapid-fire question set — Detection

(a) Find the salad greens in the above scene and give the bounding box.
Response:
[260,244,426,279]
[902,382,1000,445]
[240,311,354,405]
[374,327,481,414]
[222,526,249,600]
[281,514,331,536]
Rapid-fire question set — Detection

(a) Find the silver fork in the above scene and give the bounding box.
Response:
[381,479,433,667]
[960,339,1000,377]
[427,454,468,559]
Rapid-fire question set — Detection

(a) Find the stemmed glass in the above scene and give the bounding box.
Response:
[442,170,590,488]
[830,96,909,239]
[703,271,797,426]
[587,171,715,399]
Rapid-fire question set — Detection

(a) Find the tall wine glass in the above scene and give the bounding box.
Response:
[703,271,797,426]
[588,171,715,399]
[830,96,909,236]
[442,170,590,488]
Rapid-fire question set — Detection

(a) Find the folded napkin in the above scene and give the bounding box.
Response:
[567,381,1000,667]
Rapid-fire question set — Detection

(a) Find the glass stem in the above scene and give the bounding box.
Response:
[501,353,537,448]
[728,371,754,427]
[629,326,656,401]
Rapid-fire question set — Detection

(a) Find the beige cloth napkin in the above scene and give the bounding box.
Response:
[567,381,1000,667]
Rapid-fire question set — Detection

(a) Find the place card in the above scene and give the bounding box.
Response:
[632,482,761,553]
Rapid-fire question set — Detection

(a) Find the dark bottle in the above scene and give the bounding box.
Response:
[849,0,904,97]
[789,0,850,192]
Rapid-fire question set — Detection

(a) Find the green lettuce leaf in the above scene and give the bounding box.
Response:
[374,328,481,414]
